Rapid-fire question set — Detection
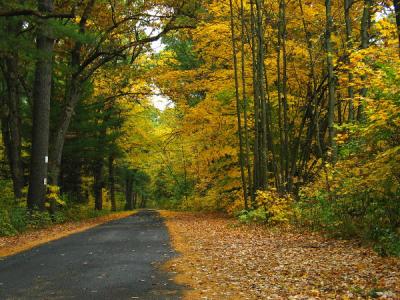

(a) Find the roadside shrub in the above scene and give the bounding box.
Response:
[237,208,268,223]
[8,207,28,232]
[236,189,293,225]
[27,210,52,228]
[0,209,18,236]
[298,168,400,256]
[256,189,293,225]
[0,180,29,235]
[373,230,400,257]
[0,181,124,236]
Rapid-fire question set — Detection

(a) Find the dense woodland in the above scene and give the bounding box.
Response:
[0,0,399,255]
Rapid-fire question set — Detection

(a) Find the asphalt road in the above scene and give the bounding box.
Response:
[0,210,183,299]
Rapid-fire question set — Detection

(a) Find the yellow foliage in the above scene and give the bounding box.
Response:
[45,185,65,208]
[256,189,293,224]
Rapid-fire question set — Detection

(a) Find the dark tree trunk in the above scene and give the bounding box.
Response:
[255,0,268,190]
[394,0,400,56]
[358,0,372,121]
[48,79,80,186]
[229,0,248,208]
[27,0,54,210]
[249,0,260,201]
[60,155,84,202]
[240,0,253,207]
[140,194,146,208]
[1,21,24,199]
[93,161,104,210]
[279,0,289,189]
[48,0,95,186]
[5,57,24,199]
[133,192,137,209]
[325,0,337,162]
[125,176,133,210]
[344,0,355,121]
[108,155,116,211]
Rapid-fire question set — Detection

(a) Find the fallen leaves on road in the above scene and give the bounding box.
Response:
[160,211,400,299]
[0,211,135,258]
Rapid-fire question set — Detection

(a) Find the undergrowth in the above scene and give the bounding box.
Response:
[0,179,124,237]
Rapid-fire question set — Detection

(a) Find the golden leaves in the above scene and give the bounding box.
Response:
[162,211,400,299]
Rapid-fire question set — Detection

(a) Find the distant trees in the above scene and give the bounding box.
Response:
[0,0,199,211]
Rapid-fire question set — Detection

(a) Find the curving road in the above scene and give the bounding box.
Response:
[0,210,182,299]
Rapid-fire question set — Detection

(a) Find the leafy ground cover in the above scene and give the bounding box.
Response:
[161,211,400,299]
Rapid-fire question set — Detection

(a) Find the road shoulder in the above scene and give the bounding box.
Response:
[0,210,135,258]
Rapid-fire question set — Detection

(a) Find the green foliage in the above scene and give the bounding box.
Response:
[162,36,203,71]
[236,208,268,224]
[373,230,400,257]
[235,190,294,225]
[61,204,109,222]
[0,209,19,236]
[27,210,53,229]
[297,191,400,256]
[0,180,26,235]
[296,59,400,256]
[152,167,195,208]
[0,182,122,237]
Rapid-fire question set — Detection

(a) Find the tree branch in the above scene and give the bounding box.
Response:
[0,9,74,19]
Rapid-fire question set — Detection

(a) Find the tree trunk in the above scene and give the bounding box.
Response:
[27,0,54,210]
[279,0,290,190]
[358,0,372,121]
[276,0,285,190]
[125,176,133,210]
[108,155,116,211]
[240,0,253,207]
[394,0,400,57]
[48,0,95,186]
[1,52,24,199]
[140,195,146,208]
[229,0,248,207]
[48,79,80,186]
[325,0,337,162]
[93,160,104,210]
[255,0,268,190]
[344,0,355,122]
[133,192,137,209]
[250,0,260,201]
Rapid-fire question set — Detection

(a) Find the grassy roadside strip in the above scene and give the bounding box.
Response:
[0,210,136,258]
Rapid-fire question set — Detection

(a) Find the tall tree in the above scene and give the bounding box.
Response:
[48,1,197,188]
[229,0,248,208]
[344,0,355,121]
[358,0,372,120]
[240,0,253,207]
[0,20,24,198]
[393,0,400,56]
[325,0,337,162]
[27,0,54,210]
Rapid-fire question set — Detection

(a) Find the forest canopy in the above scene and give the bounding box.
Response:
[1,0,400,255]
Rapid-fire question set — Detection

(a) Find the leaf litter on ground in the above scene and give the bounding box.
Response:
[160,211,400,300]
